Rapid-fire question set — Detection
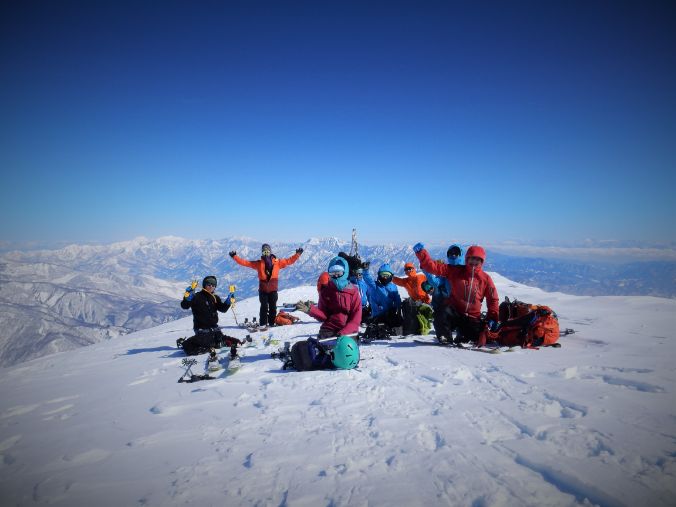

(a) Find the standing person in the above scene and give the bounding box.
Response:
[422,245,463,342]
[295,257,362,338]
[362,263,403,332]
[229,243,304,331]
[179,275,239,356]
[414,242,499,344]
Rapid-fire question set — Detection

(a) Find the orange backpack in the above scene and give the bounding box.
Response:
[275,311,299,326]
[485,298,560,348]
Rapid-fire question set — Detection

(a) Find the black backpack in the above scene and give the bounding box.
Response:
[285,338,334,371]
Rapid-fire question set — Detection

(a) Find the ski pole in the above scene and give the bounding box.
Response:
[229,284,240,326]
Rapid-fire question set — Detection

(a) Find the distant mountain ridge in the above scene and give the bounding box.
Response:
[1,236,673,366]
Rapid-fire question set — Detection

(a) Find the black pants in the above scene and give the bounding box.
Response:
[444,306,482,343]
[259,290,278,326]
[361,305,371,324]
[401,298,422,335]
[371,308,403,331]
[432,304,450,340]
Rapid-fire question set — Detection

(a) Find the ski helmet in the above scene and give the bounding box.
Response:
[331,336,360,369]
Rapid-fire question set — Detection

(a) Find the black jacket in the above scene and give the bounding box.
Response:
[180,290,231,330]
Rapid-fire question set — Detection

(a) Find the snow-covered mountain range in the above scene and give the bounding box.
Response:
[1,236,673,367]
[1,279,674,506]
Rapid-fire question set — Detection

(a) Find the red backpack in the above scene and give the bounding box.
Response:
[482,298,560,348]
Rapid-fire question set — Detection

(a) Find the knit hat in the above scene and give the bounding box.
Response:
[202,275,217,288]
[262,243,272,252]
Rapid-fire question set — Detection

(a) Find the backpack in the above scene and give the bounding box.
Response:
[275,311,298,326]
[485,297,560,348]
[288,338,334,371]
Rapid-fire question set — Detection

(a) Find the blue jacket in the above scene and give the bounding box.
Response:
[422,272,451,310]
[348,275,369,307]
[362,263,402,318]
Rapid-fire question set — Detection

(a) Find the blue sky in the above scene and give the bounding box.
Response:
[1,0,674,247]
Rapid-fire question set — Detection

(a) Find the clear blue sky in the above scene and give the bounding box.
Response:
[1,0,674,247]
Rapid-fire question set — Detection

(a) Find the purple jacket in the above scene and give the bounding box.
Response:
[308,281,362,336]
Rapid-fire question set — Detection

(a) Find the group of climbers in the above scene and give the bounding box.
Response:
[178,240,499,360]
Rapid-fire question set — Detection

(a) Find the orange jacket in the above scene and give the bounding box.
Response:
[317,271,330,294]
[393,263,431,303]
[232,251,301,293]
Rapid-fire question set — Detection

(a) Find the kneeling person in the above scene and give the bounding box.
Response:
[179,276,239,356]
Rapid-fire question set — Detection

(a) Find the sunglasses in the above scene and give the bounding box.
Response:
[404,267,414,271]
[262,249,271,256]
[205,282,216,288]
[329,271,344,278]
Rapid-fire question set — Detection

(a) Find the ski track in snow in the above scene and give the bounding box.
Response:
[0,282,675,506]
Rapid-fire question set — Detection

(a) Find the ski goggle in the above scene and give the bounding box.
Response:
[378,272,393,279]
[404,267,414,272]
[328,266,345,278]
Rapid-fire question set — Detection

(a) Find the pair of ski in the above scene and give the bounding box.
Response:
[178,348,242,383]
[413,339,514,354]
[413,339,562,353]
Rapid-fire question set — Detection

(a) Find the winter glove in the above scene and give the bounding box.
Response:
[294,301,311,313]
[361,261,370,270]
[413,242,425,253]
[487,320,499,332]
[296,247,304,255]
[229,250,236,258]
[229,293,236,304]
[184,287,194,301]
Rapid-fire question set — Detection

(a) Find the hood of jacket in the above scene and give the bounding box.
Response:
[404,262,417,276]
[328,256,350,291]
[465,245,486,271]
[447,244,464,266]
[377,263,394,285]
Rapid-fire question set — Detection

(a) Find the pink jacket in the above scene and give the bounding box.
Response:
[308,281,362,335]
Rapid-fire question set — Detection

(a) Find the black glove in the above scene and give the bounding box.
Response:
[296,247,304,254]
[361,261,370,270]
[229,251,236,258]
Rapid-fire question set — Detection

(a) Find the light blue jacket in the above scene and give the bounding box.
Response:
[348,275,369,307]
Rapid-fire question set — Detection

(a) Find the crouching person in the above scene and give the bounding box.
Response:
[295,256,362,338]
[179,275,240,357]
[414,243,499,344]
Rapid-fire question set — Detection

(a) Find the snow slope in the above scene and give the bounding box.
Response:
[1,274,675,506]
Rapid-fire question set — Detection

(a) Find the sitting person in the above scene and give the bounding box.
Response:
[348,266,371,323]
[362,263,403,332]
[393,262,431,304]
[295,257,362,338]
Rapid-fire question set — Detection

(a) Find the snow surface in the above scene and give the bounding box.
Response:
[1,273,675,506]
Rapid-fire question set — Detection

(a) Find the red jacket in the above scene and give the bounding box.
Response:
[415,246,499,320]
[393,263,431,303]
[232,251,301,293]
[308,281,362,336]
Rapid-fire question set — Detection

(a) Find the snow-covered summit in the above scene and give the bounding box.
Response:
[1,278,674,506]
